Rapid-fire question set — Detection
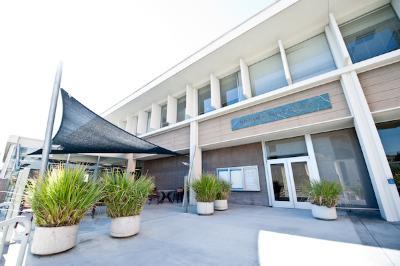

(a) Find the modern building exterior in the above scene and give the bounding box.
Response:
[105,0,400,221]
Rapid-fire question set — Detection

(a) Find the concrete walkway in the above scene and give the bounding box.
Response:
[22,204,400,266]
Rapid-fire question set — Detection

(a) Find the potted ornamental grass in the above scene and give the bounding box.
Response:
[28,166,102,255]
[308,180,342,220]
[191,174,218,215]
[102,171,154,238]
[214,179,231,211]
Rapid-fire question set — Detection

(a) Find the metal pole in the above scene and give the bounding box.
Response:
[39,62,63,177]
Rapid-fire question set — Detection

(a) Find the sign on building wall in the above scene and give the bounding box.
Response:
[231,93,332,131]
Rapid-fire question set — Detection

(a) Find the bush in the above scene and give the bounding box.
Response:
[308,180,342,208]
[102,171,154,218]
[191,174,218,202]
[216,179,231,200]
[27,165,102,227]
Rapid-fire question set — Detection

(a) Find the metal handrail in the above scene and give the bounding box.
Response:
[0,216,32,266]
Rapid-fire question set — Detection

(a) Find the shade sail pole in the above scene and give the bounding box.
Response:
[39,62,63,177]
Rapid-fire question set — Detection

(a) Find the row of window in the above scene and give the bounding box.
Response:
[140,4,400,133]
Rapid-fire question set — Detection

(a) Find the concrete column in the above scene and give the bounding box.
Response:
[185,84,198,118]
[150,103,161,130]
[210,73,221,109]
[189,121,202,205]
[326,13,400,221]
[126,154,137,174]
[137,110,148,135]
[239,58,252,99]
[126,115,138,135]
[278,40,292,85]
[167,95,177,124]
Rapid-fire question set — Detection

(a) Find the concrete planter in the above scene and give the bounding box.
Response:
[31,224,79,255]
[311,204,337,220]
[214,199,228,211]
[110,215,140,237]
[197,202,214,215]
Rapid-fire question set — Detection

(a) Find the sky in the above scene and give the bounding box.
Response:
[0,0,274,163]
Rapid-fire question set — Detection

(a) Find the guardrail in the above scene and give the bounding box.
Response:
[0,216,32,266]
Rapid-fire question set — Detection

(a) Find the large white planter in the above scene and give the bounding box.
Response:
[214,199,228,211]
[311,204,337,220]
[110,215,140,237]
[31,224,79,255]
[197,202,214,215]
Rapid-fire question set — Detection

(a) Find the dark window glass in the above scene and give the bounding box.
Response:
[160,104,168,128]
[177,96,186,122]
[266,136,308,159]
[220,72,244,107]
[341,5,400,63]
[198,85,212,115]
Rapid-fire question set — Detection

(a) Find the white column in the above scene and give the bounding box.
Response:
[185,84,198,118]
[305,134,321,182]
[137,110,148,135]
[189,120,202,205]
[150,103,161,130]
[393,0,400,18]
[326,13,400,221]
[167,95,177,124]
[278,40,292,85]
[210,73,221,110]
[126,115,138,135]
[239,58,252,99]
[117,120,126,129]
[126,154,136,174]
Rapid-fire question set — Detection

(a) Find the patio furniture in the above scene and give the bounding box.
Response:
[148,187,159,204]
[174,187,184,203]
[158,190,175,203]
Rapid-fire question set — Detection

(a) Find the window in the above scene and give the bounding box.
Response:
[160,104,168,128]
[286,33,336,82]
[249,53,287,96]
[220,71,244,107]
[312,129,378,208]
[266,136,308,159]
[340,5,400,63]
[217,166,260,191]
[198,85,213,115]
[377,120,400,187]
[146,111,152,133]
[177,95,186,122]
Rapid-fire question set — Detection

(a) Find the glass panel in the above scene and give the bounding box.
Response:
[291,162,310,202]
[146,111,152,132]
[340,5,400,63]
[160,104,168,128]
[198,85,212,115]
[270,163,290,201]
[377,120,400,194]
[266,136,308,159]
[249,53,287,96]
[312,128,378,208]
[217,169,230,184]
[220,72,244,107]
[230,169,244,189]
[286,33,336,82]
[177,95,186,122]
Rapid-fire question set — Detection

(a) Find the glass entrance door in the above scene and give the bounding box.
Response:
[267,157,311,209]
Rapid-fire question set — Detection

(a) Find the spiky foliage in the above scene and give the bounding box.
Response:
[191,174,218,202]
[102,171,154,218]
[27,165,102,227]
[308,180,342,208]
[215,179,231,200]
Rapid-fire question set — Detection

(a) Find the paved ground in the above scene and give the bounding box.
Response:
[16,204,400,265]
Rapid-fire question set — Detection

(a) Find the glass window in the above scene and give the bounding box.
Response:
[249,53,287,96]
[177,95,186,122]
[146,111,152,132]
[198,85,213,115]
[286,33,336,82]
[340,5,400,63]
[377,120,400,192]
[217,166,260,191]
[220,71,244,107]
[160,104,168,128]
[312,129,378,208]
[266,136,308,159]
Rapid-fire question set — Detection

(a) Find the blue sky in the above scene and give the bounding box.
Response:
[0,0,274,161]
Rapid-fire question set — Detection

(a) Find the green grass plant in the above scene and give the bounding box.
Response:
[191,174,218,202]
[215,179,231,200]
[308,180,342,208]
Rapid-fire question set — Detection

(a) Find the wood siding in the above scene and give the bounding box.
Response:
[202,143,268,206]
[199,81,349,146]
[144,126,190,151]
[359,62,400,112]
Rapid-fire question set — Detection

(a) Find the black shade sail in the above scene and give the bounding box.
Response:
[31,89,177,155]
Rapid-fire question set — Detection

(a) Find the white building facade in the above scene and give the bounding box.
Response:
[105,0,400,221]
